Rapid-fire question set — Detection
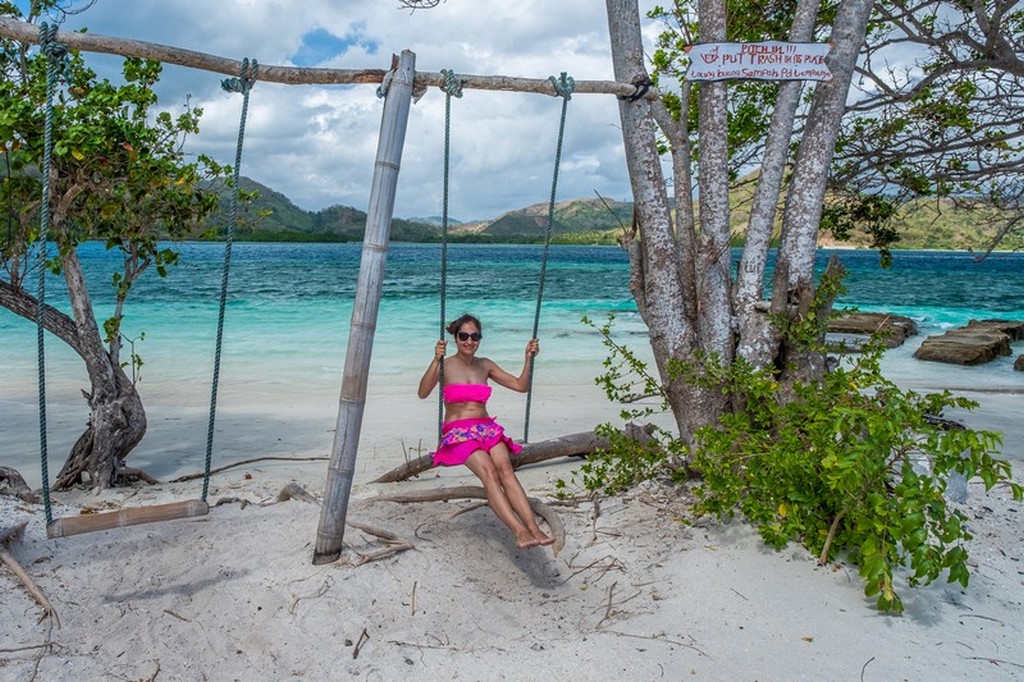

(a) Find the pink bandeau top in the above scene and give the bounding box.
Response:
[443,383,492,404]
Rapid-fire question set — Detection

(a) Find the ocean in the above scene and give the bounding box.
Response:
[2,242,1022,486]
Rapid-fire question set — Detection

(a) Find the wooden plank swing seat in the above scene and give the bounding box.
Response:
[45,499,210,539]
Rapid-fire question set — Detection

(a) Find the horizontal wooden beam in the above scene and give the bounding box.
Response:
[0,16,656,99]
[46,499,209,538]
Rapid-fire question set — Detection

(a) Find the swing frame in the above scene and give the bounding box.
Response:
[0,16,626,560]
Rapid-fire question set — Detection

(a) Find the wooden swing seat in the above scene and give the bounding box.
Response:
[45,499,209,539]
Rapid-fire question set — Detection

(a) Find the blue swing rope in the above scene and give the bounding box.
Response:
[203,58,258,502]
[437,69,464,441]
[522,72,574,443]
[36,24,71,526]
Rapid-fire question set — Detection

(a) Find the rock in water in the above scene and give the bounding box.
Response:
[914,319,1022,366]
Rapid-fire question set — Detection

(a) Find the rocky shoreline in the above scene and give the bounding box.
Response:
[829,313,1024,370]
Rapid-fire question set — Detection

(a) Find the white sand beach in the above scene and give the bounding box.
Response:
[2,344,1023,681]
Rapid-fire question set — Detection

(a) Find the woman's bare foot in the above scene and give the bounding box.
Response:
[515,531,542,549]
[530,530,555,547]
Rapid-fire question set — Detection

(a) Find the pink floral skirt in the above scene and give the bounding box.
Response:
[432,416,523,467]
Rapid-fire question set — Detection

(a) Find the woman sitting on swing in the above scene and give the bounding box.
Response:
[418,313,555,549]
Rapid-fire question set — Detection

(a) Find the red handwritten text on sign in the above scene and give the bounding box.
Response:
[685,41,832,82]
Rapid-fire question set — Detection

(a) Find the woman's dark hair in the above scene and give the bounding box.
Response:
[447,313,482,336]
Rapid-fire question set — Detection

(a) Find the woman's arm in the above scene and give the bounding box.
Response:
[486,338,539,393]
[417,339,447,398]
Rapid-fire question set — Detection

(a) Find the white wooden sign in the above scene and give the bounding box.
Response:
[684,41,832,82]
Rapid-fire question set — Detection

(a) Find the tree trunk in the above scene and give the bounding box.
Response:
[735,0,824,369]
[606,0,879,446]
[694,0,733,365]
[54,246,147,489]
[53,365,146,489]
[605,0,721,445]
[771,0,876,388]
[1,246,148,490]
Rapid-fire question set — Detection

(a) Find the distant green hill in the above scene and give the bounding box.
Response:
[199,176,1018,251]
[829,198,1024,252]
[201,177,440,242]
[455,196,632,245]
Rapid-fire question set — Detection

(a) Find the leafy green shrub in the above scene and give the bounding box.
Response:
[692,341,1022,612]
[565,314,1023,613]
[554,315,686,499]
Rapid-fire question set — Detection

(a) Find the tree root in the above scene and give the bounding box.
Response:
[0,466,38,503]
[0,522,60,628]
[116,466,159,485]
[369,485,566,556]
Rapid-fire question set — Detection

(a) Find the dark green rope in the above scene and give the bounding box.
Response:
[436,69,463,441]
[37,23,70,526]
[523,72,574,443]
[203,58,257,502]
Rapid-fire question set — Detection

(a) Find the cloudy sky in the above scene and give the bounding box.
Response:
[29,0,665,221]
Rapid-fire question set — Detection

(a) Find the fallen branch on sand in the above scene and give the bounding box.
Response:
[369,485,566,556]
[0,522,60,628]
[341,521,415,566]
[275,482,320,505]
[170,456,330,483]
[373,429,614,483]
[289,577,334,614]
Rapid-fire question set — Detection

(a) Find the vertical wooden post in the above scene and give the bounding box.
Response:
[313,50,415,565]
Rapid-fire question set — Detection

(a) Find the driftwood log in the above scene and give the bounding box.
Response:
[369,485,566,556]
[171,455,330,483]
[374,426,655,483]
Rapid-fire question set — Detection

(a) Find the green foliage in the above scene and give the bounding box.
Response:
[691,340,1020,613]
[554,420,685,498]
[550,230,620,246]
[1,9,226,367]
[820,192,900,267]
[555,314,689,500]
[119,330,145,384]
[565,314,1023,613]
[647,0,1024,252]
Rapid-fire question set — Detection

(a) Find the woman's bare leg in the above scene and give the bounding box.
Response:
[464,449,537,548]
[487,443,554,547]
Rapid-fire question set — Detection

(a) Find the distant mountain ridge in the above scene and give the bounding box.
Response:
[201,177,634,244]
[201,176,1018,251]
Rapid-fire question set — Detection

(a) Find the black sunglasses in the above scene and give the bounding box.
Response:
[457,332,482,342]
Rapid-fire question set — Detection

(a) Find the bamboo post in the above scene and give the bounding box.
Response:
[312,50,416,565]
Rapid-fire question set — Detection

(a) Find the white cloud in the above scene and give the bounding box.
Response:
[56,0,665,218]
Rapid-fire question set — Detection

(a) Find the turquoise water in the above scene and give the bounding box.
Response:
[6,241,1022,355]
[2,242,1022,484]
